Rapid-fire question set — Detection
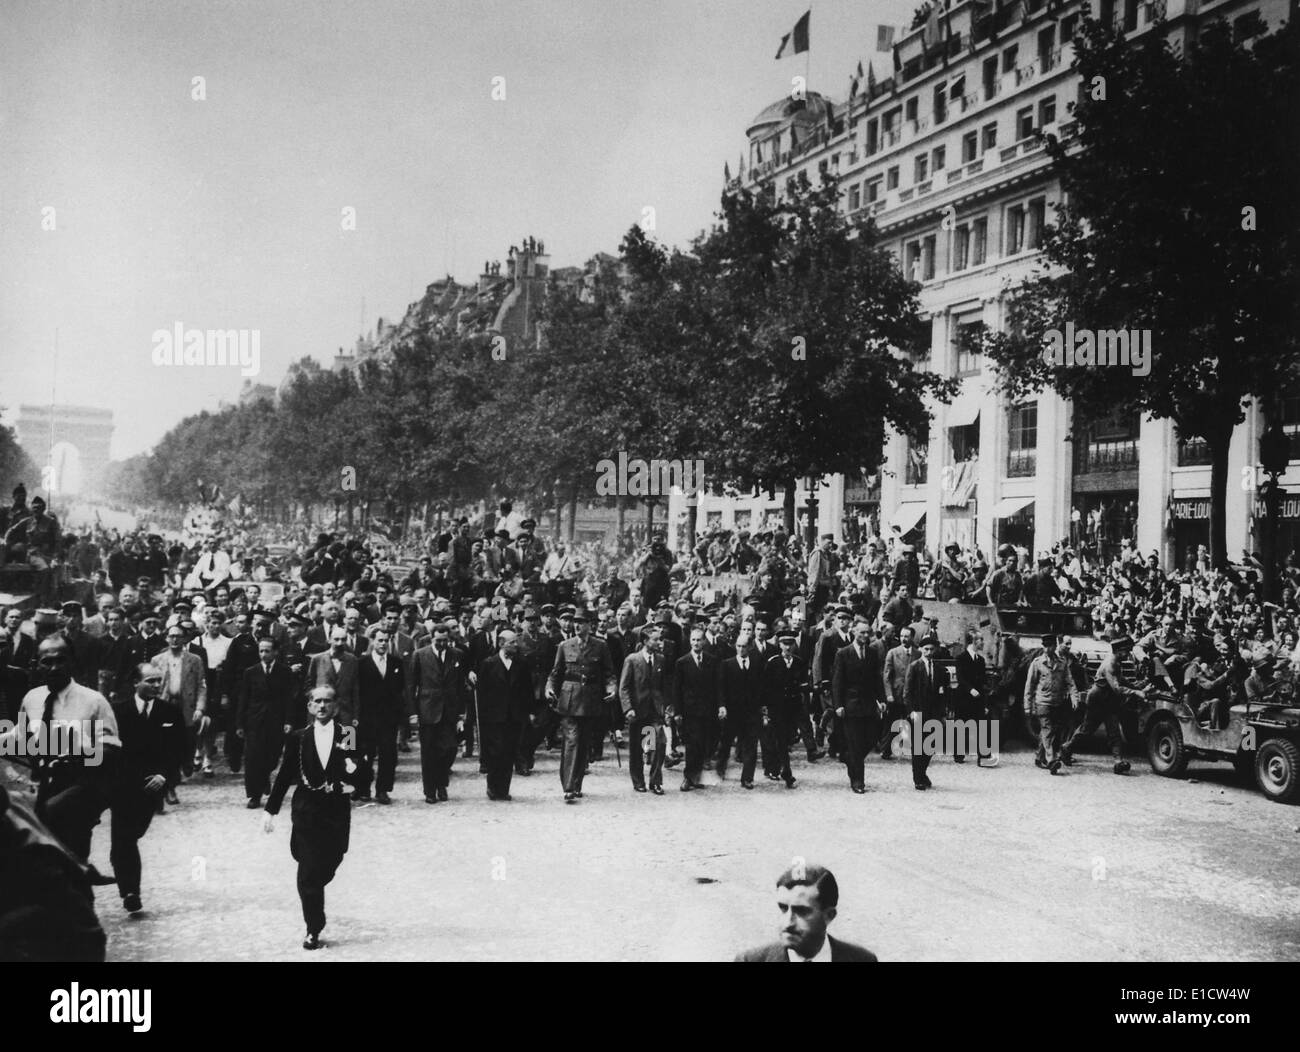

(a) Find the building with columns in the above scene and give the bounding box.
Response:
[728,0,1292,568]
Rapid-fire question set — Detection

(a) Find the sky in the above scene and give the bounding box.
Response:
[1,0,917,459]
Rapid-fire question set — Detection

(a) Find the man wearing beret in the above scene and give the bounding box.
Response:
[546,608,615,803]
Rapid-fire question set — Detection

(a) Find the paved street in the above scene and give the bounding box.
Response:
[25,740,1300,962]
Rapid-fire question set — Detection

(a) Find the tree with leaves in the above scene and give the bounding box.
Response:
[619,174,948,535]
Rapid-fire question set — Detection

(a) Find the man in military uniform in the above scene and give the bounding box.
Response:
[545,608,615,804]
[1061,635,1145,774]
[1023,633,1080,774]
[762,630,806,788]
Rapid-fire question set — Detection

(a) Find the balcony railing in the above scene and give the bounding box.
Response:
[1000,145,1020,163]
[899,187,915,202]
[947,168,965,184]
[917,179,933,195]
[1015,62,1039,86]
[1074,439,1140,474]
[1007,448,1037,478]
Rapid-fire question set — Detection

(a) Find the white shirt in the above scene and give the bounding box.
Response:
[313,720,334,770]
[372,652,387,676]
[787,938,833,963]
[501,656,512,672]
[201,632,231,669]
[164,650,185,697]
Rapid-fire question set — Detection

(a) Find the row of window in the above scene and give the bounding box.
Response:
[895,196,1047,283]
[845,89,1057,217]
[862,15,1077,160]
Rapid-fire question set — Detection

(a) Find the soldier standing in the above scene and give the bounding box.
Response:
[1023,633,1080,774]
[546,609,615,803]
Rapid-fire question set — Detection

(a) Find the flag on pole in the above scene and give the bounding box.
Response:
[876,25,895,52]
[850,59,864,98]
[724,160,732,182]
[867,60,877,95]
[775,10,811,59]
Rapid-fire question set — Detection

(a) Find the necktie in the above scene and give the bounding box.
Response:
[264,663,272,676]
[39,689,58,770]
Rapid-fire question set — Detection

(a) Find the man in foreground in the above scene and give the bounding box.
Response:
[263,686,362,950]
[735,863,877,962]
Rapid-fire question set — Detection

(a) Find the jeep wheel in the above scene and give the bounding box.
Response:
[1254,739,1300,803]
[1147,719,1188,778]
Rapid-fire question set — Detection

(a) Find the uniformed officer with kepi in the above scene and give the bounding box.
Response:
[546,608,615,803]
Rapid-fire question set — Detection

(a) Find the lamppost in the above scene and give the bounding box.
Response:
[802,475,820,550]
[1259,419,1289,603]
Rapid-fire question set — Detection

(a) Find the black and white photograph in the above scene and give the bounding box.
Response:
[1,0,1297,1014]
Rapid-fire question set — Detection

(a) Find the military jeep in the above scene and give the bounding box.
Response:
[1145,673,1300,803]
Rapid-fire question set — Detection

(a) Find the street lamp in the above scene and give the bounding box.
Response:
[802,475,820,549]
[1259,419,1290,603]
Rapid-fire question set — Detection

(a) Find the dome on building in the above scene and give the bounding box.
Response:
[746,91,834,140]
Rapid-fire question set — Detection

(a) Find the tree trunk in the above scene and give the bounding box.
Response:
[783,479,797,536]
[1208,427,1232,571]
[615,497,626,544]
[567,484,578,544]
[554,493,563,543]
[645,497,658,535]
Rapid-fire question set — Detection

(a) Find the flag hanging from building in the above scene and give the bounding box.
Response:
[775,10,811,59]
[876,25,896,51]
[867,60,877,94]
[850,59,864,98]
[922,1,944,53]
[724,160,732,182]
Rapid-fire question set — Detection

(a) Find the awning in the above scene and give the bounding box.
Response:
[944,382,983,428]
[991,496,1035,519]
[888,502,928,535]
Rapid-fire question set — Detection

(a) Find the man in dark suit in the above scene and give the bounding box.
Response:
[735,863,877,963]
[356,627,405,804]
[262,686,363,950]
[475,629,532,800]
[952,630,989,764]
[110,662,184,915]
[618,624,669,795]
[407,620,466,803]
[905,634,950,790]
[763,631,806,788]
[716,633,764,789]
[236,638,296,809]
[672,628,718,791]
[222,612,260,772]
[830,622,886,793]
[304,628,359,727]
[1,605,37,721]
[812,607,852,757]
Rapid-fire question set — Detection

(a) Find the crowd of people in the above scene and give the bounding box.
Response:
[3,486,1299,954]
